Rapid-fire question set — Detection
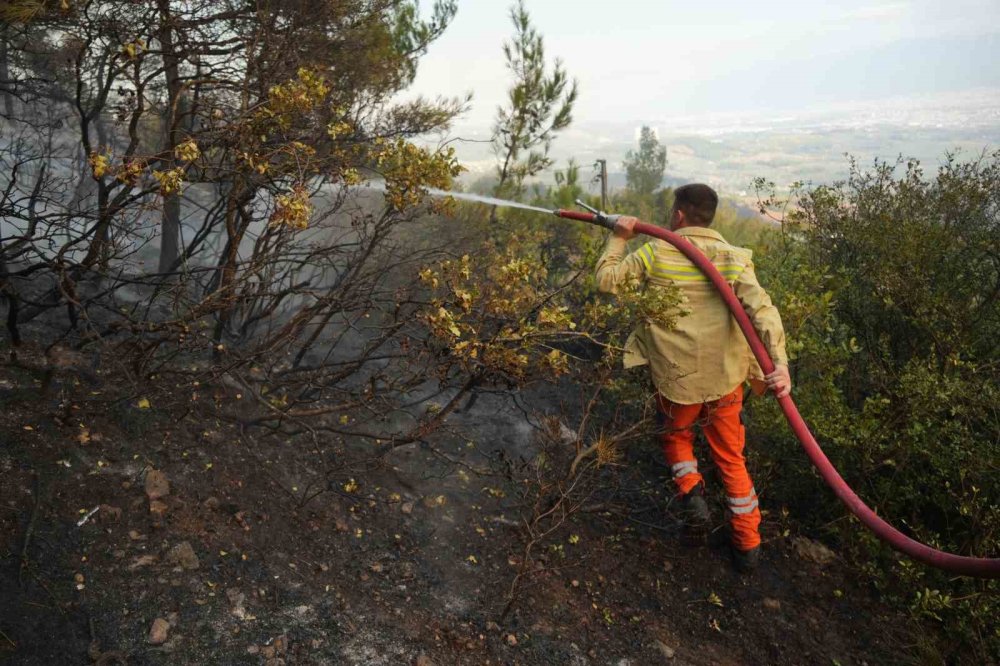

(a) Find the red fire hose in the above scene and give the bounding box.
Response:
[555,207,1000,578]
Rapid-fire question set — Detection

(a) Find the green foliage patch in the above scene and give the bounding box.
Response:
[747,153,1000,662]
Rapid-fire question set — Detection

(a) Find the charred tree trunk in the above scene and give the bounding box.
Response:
[209,180,252,352]
[0,29,15,119]
[157,0,183,274]
[81,183,111,270]
[159,183,181,274]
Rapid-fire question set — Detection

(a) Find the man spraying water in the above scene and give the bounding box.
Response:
[396,179,997,575]
[594,183,791,572]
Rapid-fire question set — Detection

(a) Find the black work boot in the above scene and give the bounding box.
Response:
[678,482,711,545]
[732,545,761,573]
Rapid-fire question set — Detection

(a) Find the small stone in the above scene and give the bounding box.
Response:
[166,541,199,570]
[334,517,349,532]
[558,421,577,444]
[129,554,157,570]
[261,645,276,659]
[662,560,674,573]
[144,470,170,500]
[422,495,447,508]
[485,621,500,632]
[98,504,122,523]
[273,635,288,654]
[128,530,146,541]
[203,496,220,510]
[247,645,260,655]
[415,654,433,666]
[149,499,168,517]
[763,597,781,611]
[792,537,836,565]
[654,640,675,659]
[226,588,245,607]
[505,634,517,646]
[148,618,170,645]
[400,501,414,515]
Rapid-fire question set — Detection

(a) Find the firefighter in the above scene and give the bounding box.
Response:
[595,183,790,572]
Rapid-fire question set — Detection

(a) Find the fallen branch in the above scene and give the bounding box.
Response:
[18,472,42,586]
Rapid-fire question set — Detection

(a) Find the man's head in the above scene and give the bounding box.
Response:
[669,183,718,230]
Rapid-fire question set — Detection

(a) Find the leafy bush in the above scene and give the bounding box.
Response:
[746,153,1000,661]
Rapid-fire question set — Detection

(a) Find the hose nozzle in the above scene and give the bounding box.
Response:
[553,200,620,230]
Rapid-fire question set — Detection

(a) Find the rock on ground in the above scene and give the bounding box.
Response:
[654,640,676,659]
[166,541,199,570]
[144,469,170,500]
[792,536,836,565]
[148,618,170,645]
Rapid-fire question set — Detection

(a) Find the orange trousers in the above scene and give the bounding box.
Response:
[655,385,761,551]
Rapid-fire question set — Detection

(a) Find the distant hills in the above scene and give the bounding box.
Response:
[442,88,1000,201]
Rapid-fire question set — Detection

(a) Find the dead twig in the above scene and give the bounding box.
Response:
[18,472,43,586]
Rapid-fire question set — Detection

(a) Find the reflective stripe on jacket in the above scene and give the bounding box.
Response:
[595,226,787,405]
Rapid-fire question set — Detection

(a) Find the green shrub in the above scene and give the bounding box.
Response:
[746,153,1000,661]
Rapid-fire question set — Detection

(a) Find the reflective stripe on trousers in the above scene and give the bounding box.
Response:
[728,487,759,515]
[671,461,699,480]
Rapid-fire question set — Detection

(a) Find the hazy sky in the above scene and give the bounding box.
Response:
[407,0,1000,129]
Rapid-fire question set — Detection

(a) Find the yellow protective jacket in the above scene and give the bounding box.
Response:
[595,225,787,405]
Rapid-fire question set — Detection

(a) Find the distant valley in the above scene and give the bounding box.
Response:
[437,88,1000,205]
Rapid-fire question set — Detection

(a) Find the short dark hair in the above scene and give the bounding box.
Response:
[672,183,718,226]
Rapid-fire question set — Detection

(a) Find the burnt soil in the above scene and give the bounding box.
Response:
[1,346,922,666]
